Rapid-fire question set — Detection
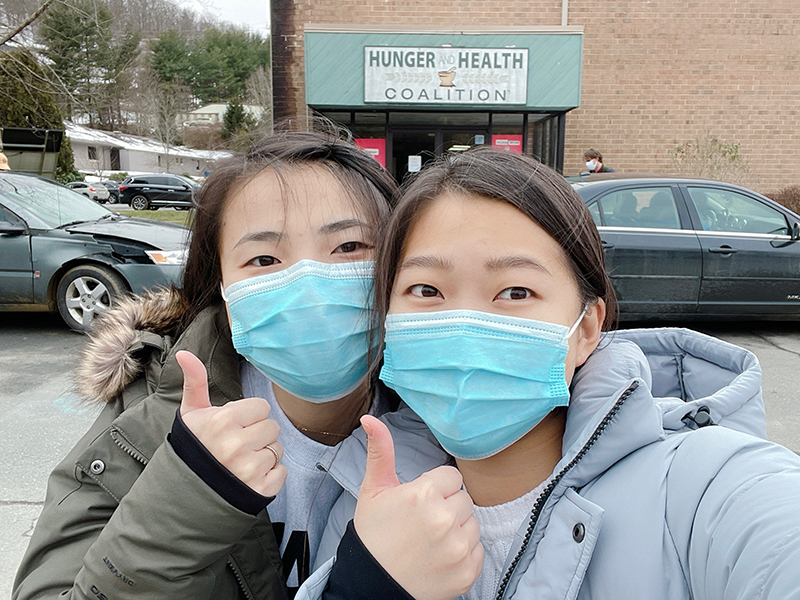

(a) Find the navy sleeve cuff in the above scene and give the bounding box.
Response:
[323,520,414,600]
[168,409,273,515]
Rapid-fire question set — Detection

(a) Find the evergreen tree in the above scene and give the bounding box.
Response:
[150,30,191,84]
[150,27,270,104]
[38,0,140,129]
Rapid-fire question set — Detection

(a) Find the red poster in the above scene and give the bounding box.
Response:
[491,134,523,155]
[355,138,386,168]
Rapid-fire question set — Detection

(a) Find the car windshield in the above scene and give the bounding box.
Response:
[175,175,201,189]
[0,174,112,228]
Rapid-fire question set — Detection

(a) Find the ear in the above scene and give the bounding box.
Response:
[574,298,605,368]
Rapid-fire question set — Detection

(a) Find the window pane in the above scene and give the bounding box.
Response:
[587,201,602,226]
[389,112,489,126]
[600,187,681,229]
[687,187,789,234]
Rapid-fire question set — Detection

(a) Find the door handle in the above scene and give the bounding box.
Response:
[601,241,614,249]
[708,245,738,254]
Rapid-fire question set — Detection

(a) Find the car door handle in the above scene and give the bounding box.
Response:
[601,241,614,249]
[708,245,738,254]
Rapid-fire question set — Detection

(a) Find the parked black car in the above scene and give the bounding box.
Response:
[0,172,188,332]
[99,180,120,203]
[570,175,800,320]
[118,173,199,210]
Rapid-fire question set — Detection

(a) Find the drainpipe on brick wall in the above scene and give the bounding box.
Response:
[562,0,568,26]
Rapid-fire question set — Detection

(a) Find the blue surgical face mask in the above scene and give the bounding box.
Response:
[222,259,374,403]
[379,308,586,460]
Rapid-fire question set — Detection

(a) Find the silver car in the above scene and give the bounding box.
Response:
[66,181,111,203]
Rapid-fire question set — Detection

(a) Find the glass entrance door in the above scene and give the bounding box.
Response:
[440,130,487,154]
[390,128,488,182]
[391,129,436,183]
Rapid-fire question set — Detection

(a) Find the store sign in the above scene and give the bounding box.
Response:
[492,134,523,155]
[365,46,528,105]
[355,138,386,168]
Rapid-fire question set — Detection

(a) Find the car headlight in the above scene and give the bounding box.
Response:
[145,249,187,265]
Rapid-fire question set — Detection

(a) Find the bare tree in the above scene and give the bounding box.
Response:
[0,0,56,45]
[246,64,273,136]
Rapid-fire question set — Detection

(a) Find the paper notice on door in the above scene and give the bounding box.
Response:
[408,155,422,172]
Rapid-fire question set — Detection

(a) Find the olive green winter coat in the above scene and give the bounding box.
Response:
[13,290,288,600]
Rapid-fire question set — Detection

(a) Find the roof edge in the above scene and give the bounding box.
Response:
[304,24,584,35]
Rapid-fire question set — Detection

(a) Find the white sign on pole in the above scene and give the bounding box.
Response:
[365,47,528,105]
[408,155,422,172]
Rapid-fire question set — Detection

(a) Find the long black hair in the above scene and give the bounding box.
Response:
[371,147,616,373]
[178,125,398,334]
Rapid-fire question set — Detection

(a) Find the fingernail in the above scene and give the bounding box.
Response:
[361,416,372,439]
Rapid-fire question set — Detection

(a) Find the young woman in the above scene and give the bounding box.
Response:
[298,148,800,600]
[13,128,397,600]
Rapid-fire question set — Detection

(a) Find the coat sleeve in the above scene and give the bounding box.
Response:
[668,428,800,600]
[297,494,412,600]
[13,406,262,600]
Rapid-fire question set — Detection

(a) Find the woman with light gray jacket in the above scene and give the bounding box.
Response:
[298,149,800,600]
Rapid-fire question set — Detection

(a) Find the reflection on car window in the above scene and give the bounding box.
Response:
[0,174,110,228]
[687,187,789,235]
[588,201,602,226]
[598,187,681,230]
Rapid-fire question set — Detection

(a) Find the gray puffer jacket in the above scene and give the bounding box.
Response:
[298,328,800,600]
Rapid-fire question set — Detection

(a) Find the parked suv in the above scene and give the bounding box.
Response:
[118,174,199,210]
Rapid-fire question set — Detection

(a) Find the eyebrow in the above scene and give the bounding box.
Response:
[484,255,551,275]
[399,255,454,270]
[318,219,372,236]
[233,230,283,249]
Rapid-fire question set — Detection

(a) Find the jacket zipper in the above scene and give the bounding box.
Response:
[109,428,149,465]
[228,556,256,600]
[494,381,640,600]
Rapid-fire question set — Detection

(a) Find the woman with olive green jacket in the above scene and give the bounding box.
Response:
[13,290,288,600]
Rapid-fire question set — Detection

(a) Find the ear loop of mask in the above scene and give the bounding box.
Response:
[220,283,228,303]
[566,305,588,339]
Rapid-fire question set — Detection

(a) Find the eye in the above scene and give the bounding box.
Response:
[333,241,370,254]
[409,284,442,298]
[495,287,533,301]
[246,255,279,267]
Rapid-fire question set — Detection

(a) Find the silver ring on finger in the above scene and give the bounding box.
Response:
[265,444,280,471]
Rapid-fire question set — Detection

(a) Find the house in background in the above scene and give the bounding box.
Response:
[66,122,232,176]
[182,103,264,126]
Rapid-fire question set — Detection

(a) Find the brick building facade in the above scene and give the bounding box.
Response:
[272,1,800,192]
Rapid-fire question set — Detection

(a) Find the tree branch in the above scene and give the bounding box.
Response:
[0,0,58,46]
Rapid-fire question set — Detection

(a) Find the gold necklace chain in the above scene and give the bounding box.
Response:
[296,425,350,438]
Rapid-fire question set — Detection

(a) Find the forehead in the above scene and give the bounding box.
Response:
[222,165,363,228]
[403,192,572,271]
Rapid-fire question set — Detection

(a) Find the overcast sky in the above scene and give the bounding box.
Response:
[181,0,270,37]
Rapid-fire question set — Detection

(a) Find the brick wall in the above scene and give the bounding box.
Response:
[272,0,800,192]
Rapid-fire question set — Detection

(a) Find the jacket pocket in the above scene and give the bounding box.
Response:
[509,488,603,600]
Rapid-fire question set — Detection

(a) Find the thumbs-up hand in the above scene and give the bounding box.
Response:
[176,350,287,498]
[354,416,483,600]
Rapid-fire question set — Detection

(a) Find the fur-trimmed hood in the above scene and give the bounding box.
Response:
[77,288,189,403]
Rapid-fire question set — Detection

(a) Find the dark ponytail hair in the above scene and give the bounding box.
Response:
[371,147,616,373]
[178,125,398,334]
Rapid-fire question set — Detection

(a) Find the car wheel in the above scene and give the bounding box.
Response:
[56,264,127,333]
[131,195,150,210]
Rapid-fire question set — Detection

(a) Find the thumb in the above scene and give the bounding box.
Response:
[176,350,211,415]
[360,415,400,496]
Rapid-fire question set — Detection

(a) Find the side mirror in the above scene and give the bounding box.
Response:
[792,222,800,241]
[0,221,27,236]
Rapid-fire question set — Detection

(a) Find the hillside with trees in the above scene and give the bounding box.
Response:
[1,0,271,157]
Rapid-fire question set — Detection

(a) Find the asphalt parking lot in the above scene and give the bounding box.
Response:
[1,312,799,595]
